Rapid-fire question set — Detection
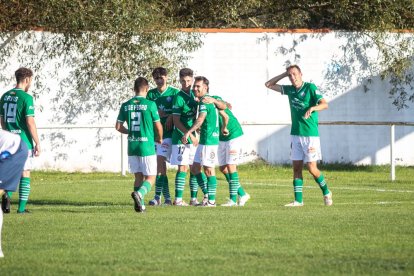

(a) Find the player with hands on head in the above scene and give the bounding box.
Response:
[265,65,332,207]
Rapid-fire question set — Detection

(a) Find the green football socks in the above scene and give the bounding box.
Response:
[196,172,208,195]
[189,173,198,199]
[154,175,162,200]
[175,171,186,200]
[161,175,171,200]
[17,177,30,213]
[229,172,239,203]
[315,174,330,196]
[207,176,217,203]
[138,181,152,198]
[293,178,303,203]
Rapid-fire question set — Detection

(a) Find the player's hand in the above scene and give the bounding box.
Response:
[34,144,41,157]
[304,107,314,119]
[166,115,174,131]
[155,138,163,144]
[221,127,229,136]
[201,96,214,104]
[158,109,167,117]
[181,132,190,144]
[190,134,199,147]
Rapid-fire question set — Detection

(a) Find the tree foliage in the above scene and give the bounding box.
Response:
[1,0,414,114]
[0,0,201,123]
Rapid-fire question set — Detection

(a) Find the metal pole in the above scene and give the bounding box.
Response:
[121,133,126,176]
[390,124,395,181]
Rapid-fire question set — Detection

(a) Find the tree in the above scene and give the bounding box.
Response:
[0,0,201,123]
[165,0,414,109]
[1,0,414,112]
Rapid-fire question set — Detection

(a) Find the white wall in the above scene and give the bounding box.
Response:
[1,31,413,171]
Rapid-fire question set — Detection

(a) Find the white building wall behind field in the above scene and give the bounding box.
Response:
[1,31,414,172]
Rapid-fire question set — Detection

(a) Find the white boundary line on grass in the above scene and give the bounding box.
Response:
[244,182,414,193]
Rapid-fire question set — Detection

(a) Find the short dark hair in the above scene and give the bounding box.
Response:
[194,76,209,87]
[15,67,33,83]
[179,68,193,78]
[286,65,302,73]
[152,67,168,78]
[134,77,149,91]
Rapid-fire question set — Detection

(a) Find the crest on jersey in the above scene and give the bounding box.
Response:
[133,100,140,104]
[167,96,172,102]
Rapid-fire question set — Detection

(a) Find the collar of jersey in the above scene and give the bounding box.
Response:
[295,82,306,93]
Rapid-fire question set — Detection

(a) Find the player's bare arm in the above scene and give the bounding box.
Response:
[265,71,288,92]
[304,98,329,119]
[154,121,163,144]
[165,114,174,131]
[26,116,41,156]
[115,121,129,135]
[202,96,227,110]
[181,112,206,144]
[219,110,229,136]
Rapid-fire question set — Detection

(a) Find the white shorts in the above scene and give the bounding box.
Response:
[218,136,243,166]
[156,138,172,162]
[23,150,34,171]
[194,144,218,168]
[128,155,157,175]
[290,135,322,163]
[171,144,196,166]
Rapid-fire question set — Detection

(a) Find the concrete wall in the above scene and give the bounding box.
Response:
[1,31,413,172]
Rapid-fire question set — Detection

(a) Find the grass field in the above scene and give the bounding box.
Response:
[1,161,413,275]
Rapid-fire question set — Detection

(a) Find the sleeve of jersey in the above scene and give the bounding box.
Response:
[310,83,323,103]
[116,105,125,122]
[198,103,207,114]
[172,96,182,115]
[25,96,35,117]
[151,102,161,122]
[281,85,289,95]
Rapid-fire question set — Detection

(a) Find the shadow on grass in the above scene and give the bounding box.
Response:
[28,199,125,207]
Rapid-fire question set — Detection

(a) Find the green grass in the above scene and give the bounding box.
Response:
[1,161,413,275]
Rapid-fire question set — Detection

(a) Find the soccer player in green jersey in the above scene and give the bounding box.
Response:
[146,67,180,206]
[182,76,226,207]
[206,96,251,207]
[265,65,333,207]
[0,67,41,214]
[116,77,163,213]
[171,68,209,206]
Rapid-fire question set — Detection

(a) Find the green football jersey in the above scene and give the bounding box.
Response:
[198,96,219,145]
[172,90,198,145]
[146,86,180,139]
[0,88,35,149]
[211,96,243,141]
[117,96,160,157]
[281,82,323,137]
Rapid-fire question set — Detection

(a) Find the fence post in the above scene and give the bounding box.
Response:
[390,124,395,181]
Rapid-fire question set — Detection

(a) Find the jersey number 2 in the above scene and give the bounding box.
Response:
[131,112,141,132]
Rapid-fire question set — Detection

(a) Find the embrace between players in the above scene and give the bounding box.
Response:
[116,65,333,213]
[116,68,250,212]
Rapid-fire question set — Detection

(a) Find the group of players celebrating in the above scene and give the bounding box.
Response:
[116,67,250,212]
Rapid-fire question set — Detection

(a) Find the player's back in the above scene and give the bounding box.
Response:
[120,96,160,156]
[0,88,34,149]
